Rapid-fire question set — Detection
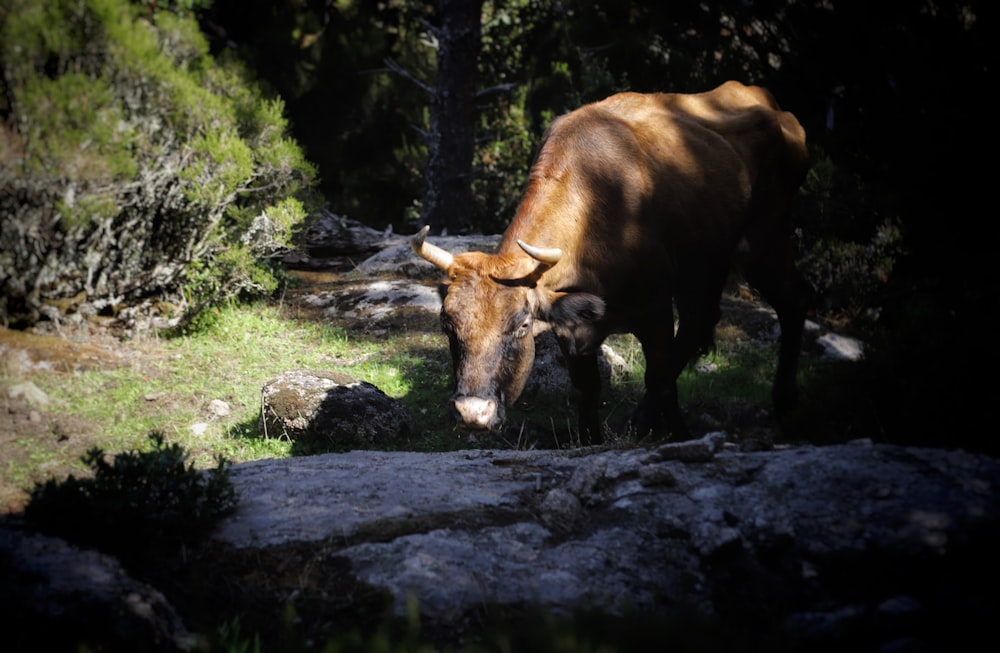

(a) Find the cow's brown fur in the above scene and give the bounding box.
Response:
[414,81,810,440]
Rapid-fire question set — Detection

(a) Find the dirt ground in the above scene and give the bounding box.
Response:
[0,326,130,512]
[0,268,398,513]
[0,267,824,515]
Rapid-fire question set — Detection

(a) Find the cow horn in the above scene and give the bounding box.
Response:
[517,239,563,266]
[411,225,454,271]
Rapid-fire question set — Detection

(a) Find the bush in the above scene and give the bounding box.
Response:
[24,432,237,562]
[0,0,317,328]
[794,152,905,327]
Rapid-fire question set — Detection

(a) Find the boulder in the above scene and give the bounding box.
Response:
[212,437,1000,649]
[520,329,618,400]
[0,526,197,652]
[260,369,410,450]
[355,233,501,278]
[298,212,404,259]
[5,439,997,650]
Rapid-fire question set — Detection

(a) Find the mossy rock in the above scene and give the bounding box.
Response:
[261,370,411,451]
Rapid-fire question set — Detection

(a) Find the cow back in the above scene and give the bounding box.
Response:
[498,81,807,305]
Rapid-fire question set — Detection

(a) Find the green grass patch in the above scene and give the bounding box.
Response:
[6,297,832,508]
[15,302,448,484]
[678,344,776,407]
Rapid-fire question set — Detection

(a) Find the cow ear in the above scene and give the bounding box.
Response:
[548,292,605,326]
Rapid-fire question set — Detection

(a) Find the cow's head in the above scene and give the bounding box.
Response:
[412,227,604,431]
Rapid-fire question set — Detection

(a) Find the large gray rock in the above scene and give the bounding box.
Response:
[213,437,1000,648]
[6,439,997,650]
[355,233,500,278]
[298,212,404,259]
[0,527,197,652]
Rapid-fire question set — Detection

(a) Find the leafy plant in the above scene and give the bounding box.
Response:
[795,152,906,326]
[24,432,237,562]
[0,0,317,328]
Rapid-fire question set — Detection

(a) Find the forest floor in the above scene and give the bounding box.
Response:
[1,257,855,514]
[0,259,920,651]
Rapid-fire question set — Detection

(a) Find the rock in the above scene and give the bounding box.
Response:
[4,441,996,650]
[211,441,1000,648]
[0,327,122,373]
[7,381,53,408]
[356,233,501,278]
[311,279,442,321]
[205,398,231,419]
[816,331,865,361]
[300,212,404,259]
[539,487,584,531]
[0,526,197,652]
[646,430,727,462]
[260,369,410,449]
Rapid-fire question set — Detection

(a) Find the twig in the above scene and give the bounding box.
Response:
[476,83,517,99]
[383,57,433,95]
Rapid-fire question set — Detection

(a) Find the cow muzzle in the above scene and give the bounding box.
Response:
[451,395,502,431]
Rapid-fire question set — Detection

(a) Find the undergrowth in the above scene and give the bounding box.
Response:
[24,431,237,565]
[5,294,843,652]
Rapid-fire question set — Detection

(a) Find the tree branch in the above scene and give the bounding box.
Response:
[415,16,441,40]
[383,58,433,95]
[476,83,517,99]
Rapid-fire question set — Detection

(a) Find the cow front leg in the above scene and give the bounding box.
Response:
[632,330,690,440]
[563,349,603,444]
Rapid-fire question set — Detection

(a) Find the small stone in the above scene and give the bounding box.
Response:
[8,381,51,408]
[639,463,676,487]
[816,332,865,361]
[653,431,727,463]
[539,488,583,531]
[206,399,231,419]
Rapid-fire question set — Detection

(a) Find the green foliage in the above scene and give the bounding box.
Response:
[17,72,138,184]
[211,618,264,653]
[0,0,317,327]
[795,152,906,323]
[472,87,537,232]
[24,432,237,562]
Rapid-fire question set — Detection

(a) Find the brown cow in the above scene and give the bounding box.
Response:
[412,81,810,442]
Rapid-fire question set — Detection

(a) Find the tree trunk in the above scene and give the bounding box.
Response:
[421,0,483,236]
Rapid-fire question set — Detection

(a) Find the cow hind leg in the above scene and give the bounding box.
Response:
[742,243,811,421]
[630,278,726,441]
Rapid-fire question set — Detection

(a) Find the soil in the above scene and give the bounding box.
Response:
[0,263,828,515]
[0,265,417,513]
[0,261,874,651]
[0,327,131,512]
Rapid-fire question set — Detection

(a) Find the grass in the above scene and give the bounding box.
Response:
[2,286,834,512]
[3,303,451,501]
[1,288,848,651]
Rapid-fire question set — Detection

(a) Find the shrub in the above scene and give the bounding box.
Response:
[0,0,317,328]
[24,432,237,562]
[794,152,905,326]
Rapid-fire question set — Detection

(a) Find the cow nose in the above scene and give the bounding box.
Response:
[452,396,498,430]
